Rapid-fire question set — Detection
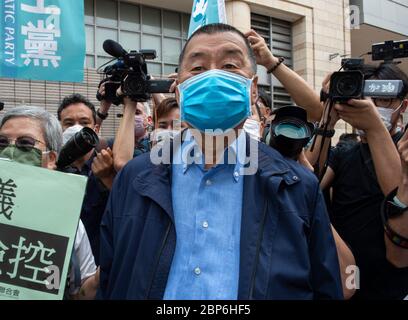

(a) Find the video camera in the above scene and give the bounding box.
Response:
[96,40,174,104]
[328,40,408,103]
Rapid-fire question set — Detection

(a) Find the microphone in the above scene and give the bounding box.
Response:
[103,39,127,58]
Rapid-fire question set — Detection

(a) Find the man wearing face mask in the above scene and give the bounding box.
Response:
[0,106,99,299]
[133,104,151,157]
[58,94,115,266]
[150,98,187,146]
[98,23,342,300]
[112,102,151,172]
[317,63,408,299]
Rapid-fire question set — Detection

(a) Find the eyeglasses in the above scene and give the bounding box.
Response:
[0,135,46,152]
[372,98,401,109]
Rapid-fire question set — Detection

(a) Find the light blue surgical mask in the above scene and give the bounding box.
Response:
[178,69,252,134]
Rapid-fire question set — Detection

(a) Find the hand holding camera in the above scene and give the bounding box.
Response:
[92,147,115,190]
[335,98,384,132]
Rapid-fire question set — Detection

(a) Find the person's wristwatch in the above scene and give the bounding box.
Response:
[381,189,408,249]
[97,108,109,120]
[387,195,408,218]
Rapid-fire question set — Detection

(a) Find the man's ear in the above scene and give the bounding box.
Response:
[46,151,58,170]
[175,80,180,104]
[94,124,101,134]
[251,76,259,105]
[402,99,408,112]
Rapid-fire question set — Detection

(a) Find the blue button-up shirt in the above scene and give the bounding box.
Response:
[164,130,246,300]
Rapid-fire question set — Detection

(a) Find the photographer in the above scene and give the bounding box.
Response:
[0,106,99,299]
[58,94,115,265]
[317,63,408,299]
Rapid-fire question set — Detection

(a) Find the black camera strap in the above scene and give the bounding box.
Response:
[310,99,334,181]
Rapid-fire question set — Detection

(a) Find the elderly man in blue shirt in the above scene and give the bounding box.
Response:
[98,23,343,300]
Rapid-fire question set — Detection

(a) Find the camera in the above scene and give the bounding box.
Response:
[325,39,408,104]
[329,58,404,103]
[57,127,99,169]
[266,106,315,160]
[372,40,408,63]
[96,39,174,104]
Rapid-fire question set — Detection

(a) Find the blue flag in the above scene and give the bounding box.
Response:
[0,0,85,82]
[188,0,227,38]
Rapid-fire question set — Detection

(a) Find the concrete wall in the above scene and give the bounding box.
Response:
[351,0,408,36]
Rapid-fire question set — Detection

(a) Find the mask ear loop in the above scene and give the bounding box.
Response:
[392,101,405,114]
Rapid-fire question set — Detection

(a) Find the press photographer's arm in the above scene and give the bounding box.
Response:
[386,129,408,268]
[245,30,323,122]
[335,99,402,195]
[112,96,138,172]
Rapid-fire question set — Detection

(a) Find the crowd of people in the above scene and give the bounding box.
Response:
[0,23,407,300]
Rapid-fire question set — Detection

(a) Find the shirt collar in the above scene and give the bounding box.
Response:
[181,129,246,182]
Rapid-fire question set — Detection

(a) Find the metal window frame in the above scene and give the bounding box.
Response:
[84,0,189,75]
[251,13,293,110]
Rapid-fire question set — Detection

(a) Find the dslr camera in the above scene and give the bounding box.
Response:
[328,39,408,103]
[266,106,315,160]
[57,127,99,170]
[97,39,174,104]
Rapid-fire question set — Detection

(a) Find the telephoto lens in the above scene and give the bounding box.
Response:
[57,127,99,169]
[267,106,315,160]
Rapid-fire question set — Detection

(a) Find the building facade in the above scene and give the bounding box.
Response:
[350,0,408,126]
[0,0,352,138]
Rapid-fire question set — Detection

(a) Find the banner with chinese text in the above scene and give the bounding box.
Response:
[0,159,87,300]
[0,0,85,82]
[188,0,227,38]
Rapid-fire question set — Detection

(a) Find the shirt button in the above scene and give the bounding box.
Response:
[194,267,201,275]
[293,176,299,181]
[234,171,239,178]
[202,221,209,228]
[205,179,212,186]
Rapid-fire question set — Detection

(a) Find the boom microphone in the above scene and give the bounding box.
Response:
[103,39,127,58]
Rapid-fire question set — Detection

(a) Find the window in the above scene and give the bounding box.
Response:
[251,13,293,109]
[84,0,190,76]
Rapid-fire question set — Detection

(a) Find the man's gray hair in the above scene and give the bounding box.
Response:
[0,106,63,154]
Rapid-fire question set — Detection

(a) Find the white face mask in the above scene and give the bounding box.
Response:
[62,124,84,145]
[243,118,261,140]
[377,102,403,132]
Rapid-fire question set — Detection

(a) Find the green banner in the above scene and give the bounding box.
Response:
[0,159,87,300]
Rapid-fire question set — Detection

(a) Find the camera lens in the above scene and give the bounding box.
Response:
[275,123,309,139]
[81,130,98,146]
[336,75,360,97]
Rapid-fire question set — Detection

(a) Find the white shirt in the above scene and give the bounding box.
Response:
[68,220,97,295]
